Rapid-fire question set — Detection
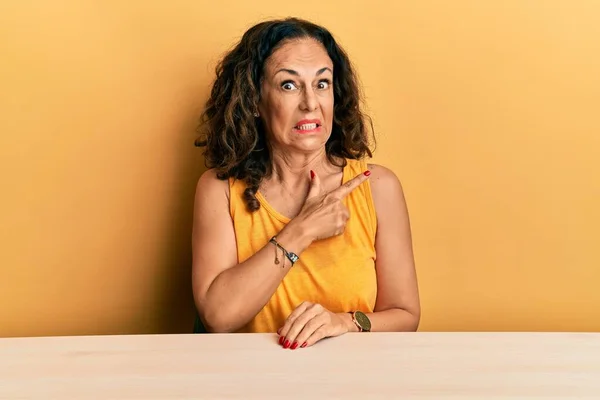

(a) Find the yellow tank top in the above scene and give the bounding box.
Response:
[229,158,377,333]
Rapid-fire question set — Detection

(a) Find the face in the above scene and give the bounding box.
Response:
[257,38,334,154]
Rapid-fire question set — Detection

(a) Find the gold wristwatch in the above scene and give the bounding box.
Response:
[349,311,371,332]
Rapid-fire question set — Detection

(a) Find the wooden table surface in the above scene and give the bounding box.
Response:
[1,332,600,399]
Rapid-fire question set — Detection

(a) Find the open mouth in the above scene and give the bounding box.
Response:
[294,123,320,131]
[293,118,322,133]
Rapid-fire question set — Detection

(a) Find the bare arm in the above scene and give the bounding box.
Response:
[192,168,370,333]
[355,163,421,332]
[191,170,312,333]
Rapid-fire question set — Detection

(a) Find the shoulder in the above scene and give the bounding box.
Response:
[366,163,407,215]
[366,163,404,193]
[194,168,230,209]
[196,168,229,193]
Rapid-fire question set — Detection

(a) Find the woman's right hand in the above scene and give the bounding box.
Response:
[290,169,371,242]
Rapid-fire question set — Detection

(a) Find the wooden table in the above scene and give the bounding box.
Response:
[1,332,599,399]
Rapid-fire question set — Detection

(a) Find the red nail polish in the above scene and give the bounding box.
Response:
[291,341,299,350]
[284,340,290,349]
[279,336,284,345]
[364,170,371,176]
[310,170,315,179]
[301,342,307,348]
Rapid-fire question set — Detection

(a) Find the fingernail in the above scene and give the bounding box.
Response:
[364,170,371,176]
[283,340,291,349]
[301,342,307,348]
[279,336,285,345]
[291,341,299,350]
[310,170,315,179]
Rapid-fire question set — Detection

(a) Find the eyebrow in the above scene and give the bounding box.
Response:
[274,67,332,77]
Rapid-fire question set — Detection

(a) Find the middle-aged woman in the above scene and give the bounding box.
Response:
[192,17,420,349]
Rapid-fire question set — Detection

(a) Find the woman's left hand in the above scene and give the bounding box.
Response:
[277,301,353,349]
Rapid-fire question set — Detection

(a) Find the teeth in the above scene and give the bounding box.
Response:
[296,123,317,130]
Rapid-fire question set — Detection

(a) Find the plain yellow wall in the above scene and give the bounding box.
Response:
[1,1,599,337]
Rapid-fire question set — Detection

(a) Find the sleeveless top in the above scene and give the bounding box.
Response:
[229,158,378,333]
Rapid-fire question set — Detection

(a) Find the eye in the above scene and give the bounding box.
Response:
[281,81,298,91]
[317,79,331,90]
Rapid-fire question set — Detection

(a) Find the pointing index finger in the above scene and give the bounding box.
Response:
[331,170,371,199]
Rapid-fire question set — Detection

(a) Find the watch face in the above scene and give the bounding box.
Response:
[355,311,371,332]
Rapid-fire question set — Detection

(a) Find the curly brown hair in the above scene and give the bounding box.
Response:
[195,17,375,212]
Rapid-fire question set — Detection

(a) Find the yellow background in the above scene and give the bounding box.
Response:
[1,1,598,337]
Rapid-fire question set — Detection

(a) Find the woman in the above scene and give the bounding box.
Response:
[192,17,420,349]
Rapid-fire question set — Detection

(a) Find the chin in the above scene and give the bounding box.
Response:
[292,140,329,154]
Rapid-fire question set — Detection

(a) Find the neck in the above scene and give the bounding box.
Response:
[269,148,333,188]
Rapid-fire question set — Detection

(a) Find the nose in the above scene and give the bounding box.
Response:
[299,86,318,112]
